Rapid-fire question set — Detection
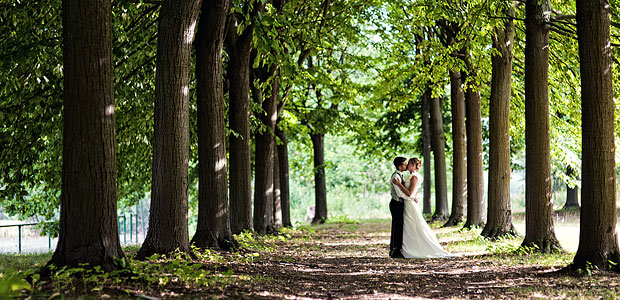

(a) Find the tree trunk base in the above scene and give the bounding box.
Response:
[191,233,238,251]
[463,221,485,230]
[431,214,448,223]
[521,238,563,254]
[561,204,580,211]
[572,248,620,271]
[480,223,519,240]
[311,217,326,225]
[442,215,464,227]
[558,258,620,274]
[46,252,121,273]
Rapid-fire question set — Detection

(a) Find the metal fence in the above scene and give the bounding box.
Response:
[0,214,145,254]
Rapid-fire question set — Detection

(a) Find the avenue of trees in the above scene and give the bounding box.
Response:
[1,0,620,272]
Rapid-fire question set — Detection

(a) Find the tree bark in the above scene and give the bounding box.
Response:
[444,70,467,227]
[573,0,620,269]
[226,8,256,234]
[462,65,485,229]
[276,126,292,227]
[564,166,579,209]
[429,94,449,222]
[421,90,433,215]
[252,70,277,234]
[50,0,123,270]
[311,133,327,224]
[482,7,518,239]
[522,0,562,253]
[191,0,235,250]
[138,0,201,258]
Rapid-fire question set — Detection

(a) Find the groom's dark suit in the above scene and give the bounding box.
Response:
[389,171,406,258]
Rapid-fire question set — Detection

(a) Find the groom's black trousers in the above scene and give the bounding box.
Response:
[389,199,405,255]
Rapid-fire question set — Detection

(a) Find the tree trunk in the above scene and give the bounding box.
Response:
[50,0,123,270]
[273,135,283,228]
[429,94,449,222]
[564,166,579,209]
[463,68,485,229]
[311,133,327,224]
[522,0,562,253]
[482,8,518,239]
[421,90,433,215]
[573,0,620,269]
[252,71,277,234]
[138,0,201,258]
[226,10,255,234]
[276,126,292,227]
[444,70,467,227]
[191,0,235,250]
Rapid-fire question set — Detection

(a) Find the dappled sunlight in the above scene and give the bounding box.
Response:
[184,20,196,45]
[215,156,226,172]
[322,239,388,247]
[105,104,115,116]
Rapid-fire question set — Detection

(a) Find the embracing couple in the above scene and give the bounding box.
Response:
[389,156,454,259]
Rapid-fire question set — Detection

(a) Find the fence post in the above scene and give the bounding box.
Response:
[129,213,133,243]
[18,225,22,254]
[123,215,127,244]
[135,214,139,243]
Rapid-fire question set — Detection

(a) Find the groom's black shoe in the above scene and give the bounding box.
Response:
[390,249,405,258]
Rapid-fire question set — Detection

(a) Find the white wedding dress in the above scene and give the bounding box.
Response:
[401,171,454,258]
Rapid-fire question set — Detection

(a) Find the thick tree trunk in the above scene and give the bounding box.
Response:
[311,133,328,224]
[226,11,255,234]
[522,0,562,252]
[276,126,292,227]
[573,0,620,269]
[429,94,449,222]
[273,136,283,228]
[564,166,580,209]
[444,70,467,227]
[138,0,202,258]
[252,73,277,234]
[191,0,235,250]
[463,69,485,229]
[50,0,123,270]
[421,91,433,215]
[482,10,518,239]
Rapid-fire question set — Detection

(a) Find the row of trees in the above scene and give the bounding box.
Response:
[2,0,619,272]
[7,0,373,270]
[366,0,619,270]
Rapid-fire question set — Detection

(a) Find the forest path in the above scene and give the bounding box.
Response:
[212,221,598,299]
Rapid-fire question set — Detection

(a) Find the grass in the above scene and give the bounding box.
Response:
[0,218,616,299]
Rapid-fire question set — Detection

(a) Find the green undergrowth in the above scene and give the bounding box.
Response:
[0,227,310,299]
[0,220,614,299]
[325,215,360,224]
[431,223,574,268]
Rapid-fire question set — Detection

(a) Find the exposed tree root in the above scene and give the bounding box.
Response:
[481,223,520,240]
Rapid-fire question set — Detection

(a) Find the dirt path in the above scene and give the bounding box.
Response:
[183,221,618,299]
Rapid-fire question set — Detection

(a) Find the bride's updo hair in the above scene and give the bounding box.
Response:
[409,157,422,169]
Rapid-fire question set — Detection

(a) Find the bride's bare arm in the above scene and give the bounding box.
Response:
[410,176,419,203]
[391,178,412,197]
[408,176,416,194]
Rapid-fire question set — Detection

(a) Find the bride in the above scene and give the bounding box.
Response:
[392,158,454,258]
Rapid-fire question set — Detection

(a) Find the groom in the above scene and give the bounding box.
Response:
[389,156,408,258]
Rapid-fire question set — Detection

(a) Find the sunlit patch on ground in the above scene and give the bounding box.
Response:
[3,218,619,299]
